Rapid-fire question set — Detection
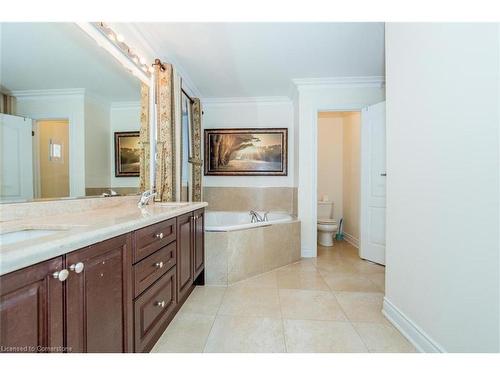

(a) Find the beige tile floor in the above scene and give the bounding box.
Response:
[151,240,416,353]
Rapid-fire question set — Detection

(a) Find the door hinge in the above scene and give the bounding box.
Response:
[32,131,35,136]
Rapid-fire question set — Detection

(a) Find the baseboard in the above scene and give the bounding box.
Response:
[301,248,315,258]
[382,297,445,353]
[343,232,359,248]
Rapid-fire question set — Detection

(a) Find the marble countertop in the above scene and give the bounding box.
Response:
[0,200,207,276]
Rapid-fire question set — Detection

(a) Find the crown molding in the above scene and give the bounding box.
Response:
[11,88,86,99]
[292,76,385,89]
[201,96,291,105]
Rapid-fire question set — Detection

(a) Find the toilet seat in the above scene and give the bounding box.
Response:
[317,218,337,225]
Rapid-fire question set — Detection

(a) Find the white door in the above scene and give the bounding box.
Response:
[360,102,386,265]
[0,114,34,201]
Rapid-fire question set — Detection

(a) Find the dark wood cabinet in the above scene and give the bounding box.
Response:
[193,208,205,279]
[134,267,177,352]
[0,207,204,353]
[0,257,64,352]
[65,234,133,353]
[176,212,194,302]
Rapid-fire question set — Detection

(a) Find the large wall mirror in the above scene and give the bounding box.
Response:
[0,23,149,203]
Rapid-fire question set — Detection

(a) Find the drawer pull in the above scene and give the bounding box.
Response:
[156,232,164,239]
[155,261,164,269]
[156,300,166,308]
[52,269,69,282]
[69,262,84,274]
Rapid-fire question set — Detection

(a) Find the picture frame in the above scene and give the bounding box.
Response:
[114,131,140,177]
[204,128,288,176]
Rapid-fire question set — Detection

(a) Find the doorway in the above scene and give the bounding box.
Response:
[33,119,70,199]
[315,102,386,265]
[317,111,361,247]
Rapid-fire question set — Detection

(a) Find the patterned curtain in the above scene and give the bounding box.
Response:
[154,60,176,202]
[139,82,150,192]
[191,98,203,202]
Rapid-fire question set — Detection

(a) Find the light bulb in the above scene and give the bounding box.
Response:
[116,34,125,43]
[139,57,146,65]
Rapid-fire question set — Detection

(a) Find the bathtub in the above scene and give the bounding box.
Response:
[205,211,293,232]
[204,210,301,285]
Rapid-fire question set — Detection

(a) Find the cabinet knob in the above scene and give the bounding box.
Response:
[155,261,164,268]
[69,262,85,274]
[156,301,166,308]
[52,269,69,282]
[156,232,164,239]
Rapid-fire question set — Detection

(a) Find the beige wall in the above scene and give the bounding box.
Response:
[317,111,360,240]
[342,112,361,241]
[317,113,343,222]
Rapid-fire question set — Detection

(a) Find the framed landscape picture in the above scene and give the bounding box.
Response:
[114,131,140,177]
[204,128,288,176]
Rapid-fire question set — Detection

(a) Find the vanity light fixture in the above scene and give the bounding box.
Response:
[92,22,152,78]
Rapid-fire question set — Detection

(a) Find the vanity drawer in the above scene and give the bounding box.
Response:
[134,218,176,263]
[133,242,176,298]
[134,267,177,352]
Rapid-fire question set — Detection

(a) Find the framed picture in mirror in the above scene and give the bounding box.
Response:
[114,131,140,177]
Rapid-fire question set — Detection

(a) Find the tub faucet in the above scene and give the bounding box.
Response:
[138,190,156,208]
[249,210,269,223]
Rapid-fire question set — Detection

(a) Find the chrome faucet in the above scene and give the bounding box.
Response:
[249,210,269,223]
[138,190,157,208]
[101,189,118,197]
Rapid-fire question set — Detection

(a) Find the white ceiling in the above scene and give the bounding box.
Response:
[128,22,385,98]
[1,23,140,102]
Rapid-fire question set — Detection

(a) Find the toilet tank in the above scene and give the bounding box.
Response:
[317,200,334,219]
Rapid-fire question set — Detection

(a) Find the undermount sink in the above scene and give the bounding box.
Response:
[0,229,64,246]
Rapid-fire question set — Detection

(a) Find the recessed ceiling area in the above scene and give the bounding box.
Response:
[129,22,385,98]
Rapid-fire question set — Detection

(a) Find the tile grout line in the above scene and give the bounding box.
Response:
[277,287,289,353]
[201,286,228,353]
[318,245,370,352]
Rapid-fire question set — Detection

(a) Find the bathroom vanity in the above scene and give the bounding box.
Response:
[0,200,206,353]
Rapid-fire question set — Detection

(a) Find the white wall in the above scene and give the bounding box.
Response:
[14,91,86,197]
[296,82,385,257]
[317,113,344,222]
[201,97,295,187]
[85,95,111,188]
[109,102,141,188]
[385,23,499,352]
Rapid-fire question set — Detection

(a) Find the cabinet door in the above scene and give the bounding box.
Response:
[176,212,194,302]
[0,257,64,352]
[66,234,133,353]
[193,208,205,278]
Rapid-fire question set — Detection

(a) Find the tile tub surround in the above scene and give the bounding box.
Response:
[205,220,301,285]
[0,199,207,275]
[203,187,297,214]
[152,241,416,353]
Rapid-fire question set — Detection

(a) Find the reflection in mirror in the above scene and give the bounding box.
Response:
[0,23,142,203]
[180,90,193,202]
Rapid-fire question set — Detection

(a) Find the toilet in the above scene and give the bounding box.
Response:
[317,200,338,247]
